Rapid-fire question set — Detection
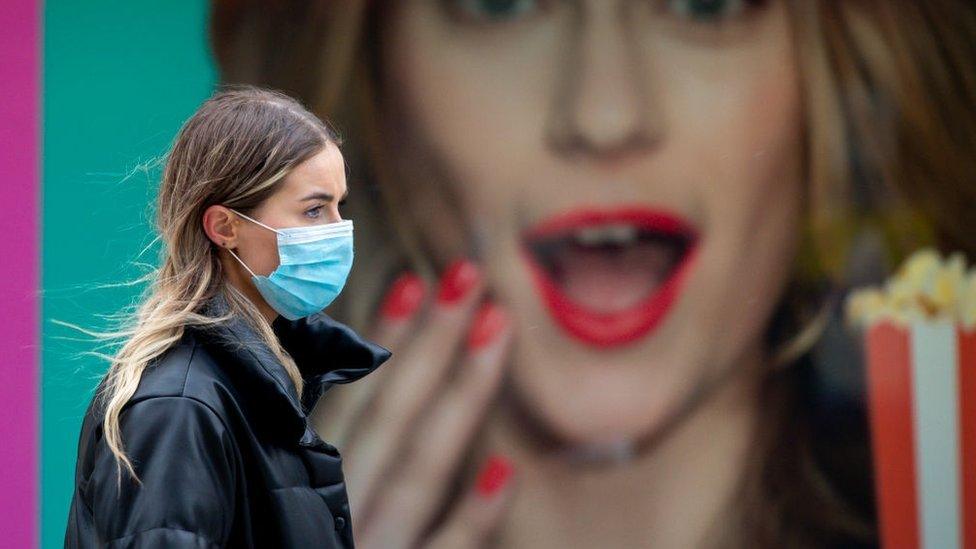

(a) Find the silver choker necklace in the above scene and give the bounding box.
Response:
[556,436,637,466]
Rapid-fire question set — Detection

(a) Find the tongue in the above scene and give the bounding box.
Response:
[551,241,675,313]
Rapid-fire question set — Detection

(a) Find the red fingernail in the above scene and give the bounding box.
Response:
[436,259,481,305]
[379,272,426,320]
[476,455,514,498]
[466,302,507,351]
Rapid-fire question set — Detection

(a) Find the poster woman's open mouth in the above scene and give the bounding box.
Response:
[520,206,699,347]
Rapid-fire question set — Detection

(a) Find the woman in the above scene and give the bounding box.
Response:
[211,1,976,547]
[64,86,401,548]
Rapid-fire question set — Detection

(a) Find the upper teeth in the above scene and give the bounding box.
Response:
[573,224,639,246]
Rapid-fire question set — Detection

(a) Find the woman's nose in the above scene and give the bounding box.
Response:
[546,0,663,164]
[330,204,344,223]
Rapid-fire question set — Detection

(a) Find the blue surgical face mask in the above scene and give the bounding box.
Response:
[225,208,354,320]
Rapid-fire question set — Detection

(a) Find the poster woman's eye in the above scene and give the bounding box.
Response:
[448,0,543,23]
[664,0,752,22]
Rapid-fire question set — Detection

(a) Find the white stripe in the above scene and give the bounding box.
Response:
[911,321,961,549]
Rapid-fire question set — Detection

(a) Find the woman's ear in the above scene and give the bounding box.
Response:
[202,205,239,249]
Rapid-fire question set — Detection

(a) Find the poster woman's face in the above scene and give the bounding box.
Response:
[379,0,804,444]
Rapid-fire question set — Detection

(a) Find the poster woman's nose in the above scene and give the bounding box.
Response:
[546,0,663,163]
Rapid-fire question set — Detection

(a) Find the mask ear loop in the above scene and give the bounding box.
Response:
[225,247,259,278]
[222,207,278,278]
[227,208,283,234]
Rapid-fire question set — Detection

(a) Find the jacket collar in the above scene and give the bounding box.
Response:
[193,292,392,442]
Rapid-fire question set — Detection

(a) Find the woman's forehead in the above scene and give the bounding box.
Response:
[281,145,347,198]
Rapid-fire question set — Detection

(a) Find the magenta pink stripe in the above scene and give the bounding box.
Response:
[0,0,40,546]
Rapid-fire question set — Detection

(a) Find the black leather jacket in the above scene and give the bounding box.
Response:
[64,293,392,548]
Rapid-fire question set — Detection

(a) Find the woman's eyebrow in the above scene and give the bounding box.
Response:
[299,190,349,202]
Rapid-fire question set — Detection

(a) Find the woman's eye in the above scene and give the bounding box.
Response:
[664,0,751,22]
[304,205,324,219]
[449,0,542,23]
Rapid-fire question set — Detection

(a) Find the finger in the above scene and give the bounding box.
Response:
[358,302,513,545]
[311,272,428,445]
[344,259,485,517]
[369,271,430,350]
[424,455,518,549]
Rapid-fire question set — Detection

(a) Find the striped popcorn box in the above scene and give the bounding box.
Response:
[848,249,976,549]
[864,321,976,549]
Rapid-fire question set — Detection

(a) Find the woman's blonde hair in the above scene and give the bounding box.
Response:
[70,85,342,486]
[210,0,976,545]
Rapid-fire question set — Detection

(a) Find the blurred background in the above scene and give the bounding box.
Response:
[6,0,976,547]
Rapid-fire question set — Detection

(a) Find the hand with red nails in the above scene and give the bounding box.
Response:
[308,259,517,549]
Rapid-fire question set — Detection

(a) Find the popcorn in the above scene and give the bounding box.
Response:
[848,247,976,549]
[846,248,976,330]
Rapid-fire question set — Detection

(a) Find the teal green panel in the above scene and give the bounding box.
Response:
[42,1,215,547]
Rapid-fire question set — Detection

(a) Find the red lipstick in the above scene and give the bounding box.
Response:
[520,207,698,348]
